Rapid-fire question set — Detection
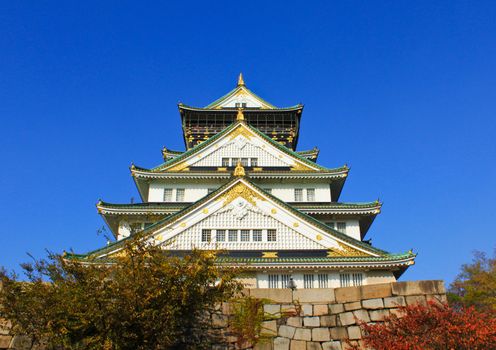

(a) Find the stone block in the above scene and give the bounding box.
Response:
[352,309,370,323]
[303,316,320,327]
[406,295,427,306]
[391,280,445,296]
[360,283,392,299]
[212,314,228,328]
[294,328,312,341]
[250,288,293,303]
[347,326,362,340]
[274,337,291,350]
[10,335,32,349]
[369,309,390,321]
[338,312,356,326]
[307,341,323,350]
[0,335,12,348]
[294,289,335,303]
[287,317,303,327]
[330,327,348,340]
[390,308,407,318]
[282,304,298,316]
[265,304,282,316]
[320,315,337,327]
[313,304,329,316]
[384,296,406,308]
[329,304,344,314]
[301,304,313,316]
[312,328,331,341]
[261,320,278,336]
[335,286,361,303]
[0,319,11,335]
[254,342,273,350]
[426,294,448,305]
[290,340,307,350]
[222,302,233,315]
[344,301,361,311]
[279,325,296,339]
[362,298,384,309]
[322,341,342,350]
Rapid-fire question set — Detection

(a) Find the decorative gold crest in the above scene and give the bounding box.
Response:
[262,252,278,258]
[218,182,265,207]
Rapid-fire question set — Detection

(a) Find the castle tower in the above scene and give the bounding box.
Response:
[72,75,415,289]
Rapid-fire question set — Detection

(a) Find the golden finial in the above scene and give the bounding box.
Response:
[237,72,245,86]
[233,161,245,177]
[236,108,245,121]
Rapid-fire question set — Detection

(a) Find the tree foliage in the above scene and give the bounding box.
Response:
[0,238,242,350]
[348,301,496,350]
[448,249,496,310]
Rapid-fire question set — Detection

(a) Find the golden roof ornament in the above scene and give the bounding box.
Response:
[236,108,245,121]
[233,161,245,177]
[237,72,245,86]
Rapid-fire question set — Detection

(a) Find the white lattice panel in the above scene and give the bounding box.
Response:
[190,137,289,168]
[162,206,326,250]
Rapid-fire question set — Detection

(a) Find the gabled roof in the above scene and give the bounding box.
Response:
[132,120,346,174]
[70,176,412,264]
[204,73,277,109]
[297,148,320,161]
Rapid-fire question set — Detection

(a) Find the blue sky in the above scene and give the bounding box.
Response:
[1,1,495,283]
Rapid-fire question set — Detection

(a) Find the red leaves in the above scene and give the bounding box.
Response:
[353,301,496,350]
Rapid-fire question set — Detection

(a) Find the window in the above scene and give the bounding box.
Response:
[337,222,346,233]
[340,273,351,287]
[201,229,211,242]
[318,273,329,288]
[267,229,277,242]
[163,188,173,202]
[241,158,249,166]
[231,158,240,166]
[241,230,250,242]
[216,230,225,242]
[304,274,315,289]
[253,229,262,242]
[176,188,185,202]
[281,274,291,289]
[250,158,258,167]
[268,274,280,289]
[222,158,229,167]
[228,229,238,242]
[352,273,363,286]
[263,188,272,194]
[306,188,315,202]
[294,188,303,202]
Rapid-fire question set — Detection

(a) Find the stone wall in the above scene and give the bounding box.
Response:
[0,280,446,350]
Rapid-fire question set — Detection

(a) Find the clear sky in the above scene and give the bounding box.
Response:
[1,1,495,284]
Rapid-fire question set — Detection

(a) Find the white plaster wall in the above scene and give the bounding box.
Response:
[148,181,333,204]
[148,182,223,202]
[269,183,331,203]
[321,220,361,241]
[256,271,371,289]
[366,270,396,284]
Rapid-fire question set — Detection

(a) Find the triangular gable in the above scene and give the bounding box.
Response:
[83,177,385,260]
[150,121,329,173]
[205,85,276,110]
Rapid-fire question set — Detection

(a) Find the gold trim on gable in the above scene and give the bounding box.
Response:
[228,125,253,140]
[327,242,370,257]
[262,252,278,258]
[217,182,265,207]
[291,162,315,172]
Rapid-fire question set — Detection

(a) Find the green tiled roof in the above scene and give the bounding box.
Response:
[216,253,415,264]
[70,177,402,261]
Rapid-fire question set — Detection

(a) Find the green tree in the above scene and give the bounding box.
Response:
[448,249,496,310]
[0,238,242,350]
